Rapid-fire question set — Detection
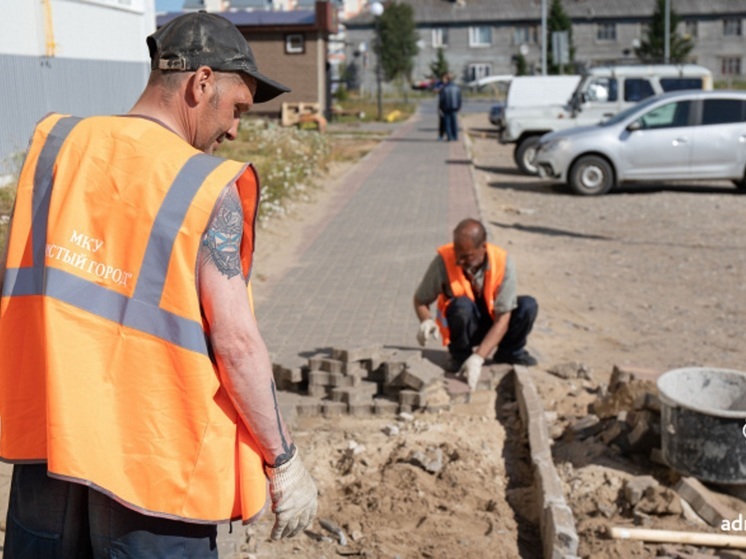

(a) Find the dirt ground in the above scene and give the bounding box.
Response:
[234,111,746,559]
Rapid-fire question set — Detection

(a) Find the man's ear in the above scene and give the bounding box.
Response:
[190,66,216,105]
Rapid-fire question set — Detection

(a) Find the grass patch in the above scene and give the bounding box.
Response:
[217,118,333,223]
[0,183,16,250]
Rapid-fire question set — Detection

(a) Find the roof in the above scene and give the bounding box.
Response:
[157,8,316,27]
[345,0,746,26]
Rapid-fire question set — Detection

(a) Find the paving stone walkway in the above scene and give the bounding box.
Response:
[255,106,479,367]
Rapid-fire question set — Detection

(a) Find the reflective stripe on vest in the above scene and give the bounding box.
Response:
[435,243,507,346]
[1,116,226,355]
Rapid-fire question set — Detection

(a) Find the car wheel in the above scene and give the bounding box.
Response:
[568,155,615,196]
[514,136,541,175]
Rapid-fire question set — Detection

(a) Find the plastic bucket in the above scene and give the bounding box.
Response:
[658,367,746,484]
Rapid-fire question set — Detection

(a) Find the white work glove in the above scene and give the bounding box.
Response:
[459,353,485,391]
[417,318,440,347]
[264,449,318,540]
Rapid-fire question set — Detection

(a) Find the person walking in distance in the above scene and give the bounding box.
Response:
[414,219,539,390]
[0,12,317,558]
[438,73,462,141]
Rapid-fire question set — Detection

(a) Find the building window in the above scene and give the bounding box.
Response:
[684,20,697,38]
[469,26,492,47]
[722,57,742,76]
[285,34,305,54]
[597,23,617,41]
[513,25,538,45]
[432,27,449,48]
[468,63,492,82]
[724,19,742,37]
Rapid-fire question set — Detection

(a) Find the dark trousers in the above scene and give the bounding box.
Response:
[446,295,538,362]
[4,463,218,559]
[442,110,458,141]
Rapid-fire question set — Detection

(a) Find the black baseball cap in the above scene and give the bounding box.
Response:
[148,11,291,103]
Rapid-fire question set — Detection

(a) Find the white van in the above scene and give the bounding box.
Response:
[498,64,713,174]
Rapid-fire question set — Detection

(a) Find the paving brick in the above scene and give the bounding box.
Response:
[317,358,345,374]
[328,371,354,387]
[610,364,664,391]
[624,475,659,506]
[348,402,374,417]
[330,382,377,405]
[322,401,347,418]
[296,400,323,417]
[307,384,331,399]
[398,389,421,409]
[308,370,332,386]
[675,476,738,527]
[308,352,331,370]
[393,360,444,391]
[373,398,399,416]
[444,374,470,404]
[331,344,383,363]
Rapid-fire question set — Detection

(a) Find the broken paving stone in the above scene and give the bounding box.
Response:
[547,361,592,380]
[319,518,348,546]
[624,475,659,506]
[675,476,739,528]
[404,447,444,475]
[591,379,657,419]
[634,486,682,516]
[382,424,400,436]
[569,414,602,440]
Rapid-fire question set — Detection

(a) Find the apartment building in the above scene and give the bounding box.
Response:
[344,0,746,92]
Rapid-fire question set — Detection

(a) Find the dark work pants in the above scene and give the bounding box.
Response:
[4,463,218,559]
[442,110,458,141]
[446,295,538,363]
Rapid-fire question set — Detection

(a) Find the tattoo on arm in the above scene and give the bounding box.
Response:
[270,380,296,467]
[202,186,243,279]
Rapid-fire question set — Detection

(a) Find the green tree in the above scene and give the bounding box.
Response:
[513,53,529,76]
[635,0,694,63]
[547,0,574,74]
[374,2,419,86]
[429,47,449,81]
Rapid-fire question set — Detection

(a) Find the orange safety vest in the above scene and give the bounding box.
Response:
[0,113,267,524]
[435,242,507,346]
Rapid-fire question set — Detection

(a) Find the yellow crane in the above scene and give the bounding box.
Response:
[42,0,57,57]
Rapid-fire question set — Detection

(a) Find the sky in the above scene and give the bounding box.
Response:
[156,0,184,12]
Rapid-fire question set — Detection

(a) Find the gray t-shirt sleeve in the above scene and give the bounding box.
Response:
[494,255,518,313]
[414,255,448,306]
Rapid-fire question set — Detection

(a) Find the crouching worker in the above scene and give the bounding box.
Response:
[0,12,316,558]
[414,218,538,390]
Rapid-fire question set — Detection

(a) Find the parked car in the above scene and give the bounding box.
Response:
[533,90,746,196]
[500,64,713,175]
[489,102,505,126]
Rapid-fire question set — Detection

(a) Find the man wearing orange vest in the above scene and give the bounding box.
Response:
[414,218,538,390]
[0,12,317,558]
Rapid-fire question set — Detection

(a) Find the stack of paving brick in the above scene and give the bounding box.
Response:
[272,345,506,418]
[568,365,663,458]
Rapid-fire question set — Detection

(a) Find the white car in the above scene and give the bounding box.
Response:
[534,90,746,196]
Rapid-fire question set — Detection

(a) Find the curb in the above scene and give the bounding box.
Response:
[513,366,580,559]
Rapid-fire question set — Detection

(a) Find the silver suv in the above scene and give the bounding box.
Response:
[500,64,712,175]
[534,90,746,196]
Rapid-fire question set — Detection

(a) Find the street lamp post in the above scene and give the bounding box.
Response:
[370,1,384,121]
